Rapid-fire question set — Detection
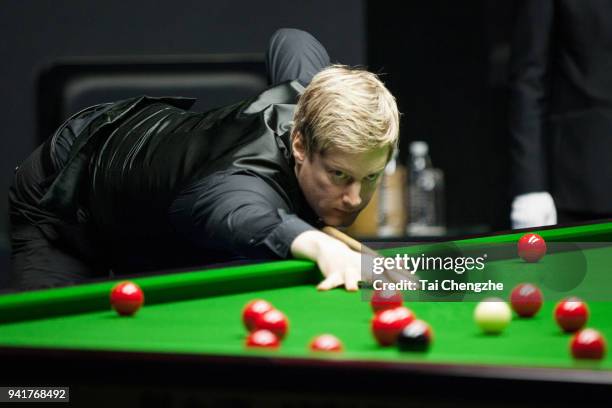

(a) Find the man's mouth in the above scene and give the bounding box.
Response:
[334,208,356,215]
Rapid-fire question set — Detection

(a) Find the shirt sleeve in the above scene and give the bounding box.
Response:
[168,171,317,259]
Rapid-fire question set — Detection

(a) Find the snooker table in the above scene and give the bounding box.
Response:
[1,222,612,407]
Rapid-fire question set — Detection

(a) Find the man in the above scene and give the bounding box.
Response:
[509,0,612,228]
[9,28,400,291]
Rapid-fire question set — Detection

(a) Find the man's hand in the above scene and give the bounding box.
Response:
[511,191,557,229]
[291,230,362,291]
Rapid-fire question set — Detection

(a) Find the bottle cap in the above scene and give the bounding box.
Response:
[410,141,428,156]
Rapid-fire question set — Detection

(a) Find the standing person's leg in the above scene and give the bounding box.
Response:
[266,28,331,87]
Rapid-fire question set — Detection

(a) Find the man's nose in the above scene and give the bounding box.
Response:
[342,182,362,208]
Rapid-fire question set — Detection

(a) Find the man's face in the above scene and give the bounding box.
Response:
[293,133,389,227]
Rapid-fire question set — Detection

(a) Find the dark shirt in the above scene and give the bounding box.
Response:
[40,81,321,272]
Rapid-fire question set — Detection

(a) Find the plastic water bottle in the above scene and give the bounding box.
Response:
[406,141,446,235]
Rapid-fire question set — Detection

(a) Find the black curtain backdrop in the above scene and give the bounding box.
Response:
[367,0,515,233]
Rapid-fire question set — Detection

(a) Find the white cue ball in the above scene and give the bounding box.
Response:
[474,298,512,334]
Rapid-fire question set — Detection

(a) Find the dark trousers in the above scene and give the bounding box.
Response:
[8,28,330,291]
[9,144,109,290]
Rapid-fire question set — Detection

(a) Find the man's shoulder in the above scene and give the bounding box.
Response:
[243,80,304,115]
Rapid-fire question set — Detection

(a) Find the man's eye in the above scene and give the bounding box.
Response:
[331,170,348,180]
[366,173,380,182]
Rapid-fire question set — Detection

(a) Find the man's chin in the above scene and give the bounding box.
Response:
[321,213,358,228]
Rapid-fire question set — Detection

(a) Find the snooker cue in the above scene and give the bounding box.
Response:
[322,226,380,257]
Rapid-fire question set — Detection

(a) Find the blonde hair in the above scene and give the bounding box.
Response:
[292,65,400,158]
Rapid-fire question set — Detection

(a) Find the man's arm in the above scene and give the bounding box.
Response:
[169,172,362,290]
[170,172,315,259]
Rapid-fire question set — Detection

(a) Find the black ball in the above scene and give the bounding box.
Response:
[397,320,432,352]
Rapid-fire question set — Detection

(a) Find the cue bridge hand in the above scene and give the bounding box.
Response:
[290,229,363,291]
[315,236,363,292]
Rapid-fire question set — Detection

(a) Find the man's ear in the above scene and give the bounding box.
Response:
[292,131,306,163]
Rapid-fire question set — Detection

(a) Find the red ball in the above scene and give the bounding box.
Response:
[510,283,543,317]
[254,309,289,340]
[555,297,589,332]
[371,306,415,346]
[309,334,343,352]
[517,233,547,263]
[246,329,280,349]
[571,329,606,360]
[110,281,144,316]
[371,289,403,313]
[242,299,274,332]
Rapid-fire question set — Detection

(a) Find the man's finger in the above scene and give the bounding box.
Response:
[345,279,359,291]
[344,270,360,291]
[317,274,343,291]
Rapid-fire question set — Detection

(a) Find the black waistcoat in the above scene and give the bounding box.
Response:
[40,81,308,240]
